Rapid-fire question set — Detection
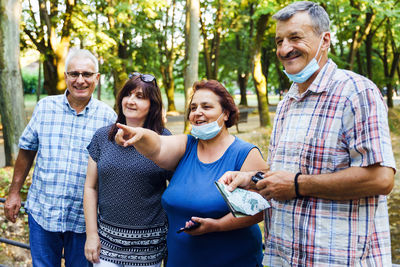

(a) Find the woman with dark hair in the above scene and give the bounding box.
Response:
[83,73,172,267]
[115,80,267,267]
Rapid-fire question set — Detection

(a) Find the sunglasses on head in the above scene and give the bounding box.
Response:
[129,72,158,87]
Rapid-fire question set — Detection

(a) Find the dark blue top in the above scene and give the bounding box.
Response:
[162,135,263,267]
[87,125,173,266]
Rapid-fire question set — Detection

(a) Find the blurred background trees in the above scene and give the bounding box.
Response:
[0,0,399,161]
[14,0,400,108]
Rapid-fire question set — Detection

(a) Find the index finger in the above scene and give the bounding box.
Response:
[218,171,234,185]
[225,171,252,192]
[227,176,243,192]
[116,123,136,137]
[114,129,125,146]
[116,122,130,130]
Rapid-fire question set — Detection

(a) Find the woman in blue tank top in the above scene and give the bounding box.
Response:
[115,80,268,267]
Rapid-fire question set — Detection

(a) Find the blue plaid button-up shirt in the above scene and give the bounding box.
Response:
[19,91,116,233]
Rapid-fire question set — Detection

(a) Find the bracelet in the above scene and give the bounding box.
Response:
[294,172,303,198]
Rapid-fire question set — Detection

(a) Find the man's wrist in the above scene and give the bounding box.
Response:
[294,172,303,198]
[7,190,21,197]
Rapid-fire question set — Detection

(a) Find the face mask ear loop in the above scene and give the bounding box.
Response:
[315,32,326,64]
[216,112,225,127]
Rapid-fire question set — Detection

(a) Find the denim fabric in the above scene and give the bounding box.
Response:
[28,213,91,267]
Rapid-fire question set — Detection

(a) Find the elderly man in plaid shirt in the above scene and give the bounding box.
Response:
[221,1,396,266]
[4,49,116,267]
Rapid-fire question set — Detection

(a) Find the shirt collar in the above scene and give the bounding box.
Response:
[63,89,93,115]
[287,59,337,100]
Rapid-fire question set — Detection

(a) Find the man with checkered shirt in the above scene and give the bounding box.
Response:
[4,49,116,267]
[220,2,396,266]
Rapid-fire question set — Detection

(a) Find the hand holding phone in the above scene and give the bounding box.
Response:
[177,220,201,233]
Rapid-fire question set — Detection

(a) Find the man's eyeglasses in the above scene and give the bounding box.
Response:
[129,72,158,87]
[67,71,98,80]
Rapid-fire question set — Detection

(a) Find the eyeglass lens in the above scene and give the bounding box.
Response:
[68,72,96,79]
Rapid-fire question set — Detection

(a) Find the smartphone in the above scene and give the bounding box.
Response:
[177,221,201,233]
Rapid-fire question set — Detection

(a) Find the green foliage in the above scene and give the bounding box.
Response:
[252,1,277,19]
[0,167,12,198]
[389,106,400,135]
[21,69,43,94]
[18,0,400,107]
[0,167,32,200]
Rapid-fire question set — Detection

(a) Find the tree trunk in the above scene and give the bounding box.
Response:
[159,0,177,113]
[22,0,73,95]
[237,72,248,106]
[112,69,127,98]
[112,39,129,98]
[236,34,248,106]
[347,9,375,70]
[380,21,400,108]
[235,4,253,107]
[386,83,394,108]
[183,0,200,133]
[42,56,60,95]
[211,0,222,80]
[365,32,373,80]
[54,37,70,92]
[262,47,272,105]
[355,50,364,76]
[251,14,270,127]
[199,13,212,79]
[199,0,222,80]
[164,61,177,112]
[37,59,42,102]
[0,0,27,166]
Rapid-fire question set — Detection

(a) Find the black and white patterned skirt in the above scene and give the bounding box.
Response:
[97,216,167,266]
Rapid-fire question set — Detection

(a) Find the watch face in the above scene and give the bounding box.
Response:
[251,172,264,183]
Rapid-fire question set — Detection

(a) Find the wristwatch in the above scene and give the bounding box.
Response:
[251,172,265,184]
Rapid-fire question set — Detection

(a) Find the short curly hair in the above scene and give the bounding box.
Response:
[187,80,238,128]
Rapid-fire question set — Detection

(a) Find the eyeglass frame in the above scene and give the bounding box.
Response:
[128,72,158,87]
[66,71,98,80]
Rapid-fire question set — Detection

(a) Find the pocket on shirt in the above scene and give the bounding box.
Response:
[300,137,336,174]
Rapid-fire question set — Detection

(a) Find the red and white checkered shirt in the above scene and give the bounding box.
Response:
[264,59,396,266]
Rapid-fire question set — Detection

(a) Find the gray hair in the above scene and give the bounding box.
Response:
[273,1,330,35]
[65,48,99,72]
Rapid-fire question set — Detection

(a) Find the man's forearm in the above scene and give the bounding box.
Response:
[8,149,36,195]
[298,165,394,200]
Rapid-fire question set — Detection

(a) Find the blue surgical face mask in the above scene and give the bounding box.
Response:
[191,113,224,140]
[283,33,326,83]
